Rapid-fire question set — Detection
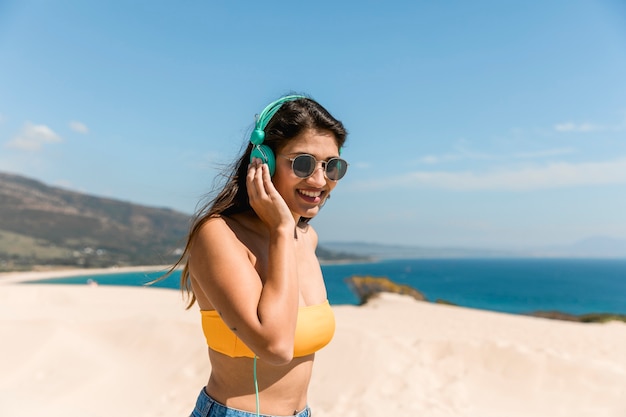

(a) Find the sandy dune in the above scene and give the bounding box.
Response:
[1,271,625,417]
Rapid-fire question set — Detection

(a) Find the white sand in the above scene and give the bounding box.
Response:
[1,271,625,417]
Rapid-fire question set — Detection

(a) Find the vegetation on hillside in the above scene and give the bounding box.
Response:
[345,275,426,304]
[528,310,626,324]
[0,172,187,270]
[0,172,364,271]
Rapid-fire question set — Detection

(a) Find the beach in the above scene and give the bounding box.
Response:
[1,268,625,417]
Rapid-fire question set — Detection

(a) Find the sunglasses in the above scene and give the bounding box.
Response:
[279,153,349,181]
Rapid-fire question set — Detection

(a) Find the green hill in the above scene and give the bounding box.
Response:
[0,172,365,271]
[0,172,191,270]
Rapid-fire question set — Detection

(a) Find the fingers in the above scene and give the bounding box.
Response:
[246,159,295,230]
[247,158,269,199]
[247,158,276,211]
[247,159,272,218]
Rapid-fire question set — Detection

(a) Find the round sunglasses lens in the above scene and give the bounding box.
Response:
[292,155,316,178]
[326,158,348,180]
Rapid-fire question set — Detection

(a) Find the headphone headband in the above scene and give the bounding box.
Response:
[249,95,308,176]
[250,95,306,145]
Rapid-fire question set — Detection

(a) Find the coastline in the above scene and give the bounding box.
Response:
[4,263,626,321]
[0,259,375,282]
[0,265,174,284]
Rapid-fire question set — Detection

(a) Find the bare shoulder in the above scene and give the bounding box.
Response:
[190,216,248,260]
[188,215,259,309]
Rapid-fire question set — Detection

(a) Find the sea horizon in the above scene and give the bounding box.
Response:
[19,257,626,317]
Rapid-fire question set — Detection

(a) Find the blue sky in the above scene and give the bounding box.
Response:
[1,1,625,248]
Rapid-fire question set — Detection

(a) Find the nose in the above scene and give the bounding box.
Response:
[306,163,326,186]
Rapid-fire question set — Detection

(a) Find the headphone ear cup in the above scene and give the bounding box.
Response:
[250,144,276,176]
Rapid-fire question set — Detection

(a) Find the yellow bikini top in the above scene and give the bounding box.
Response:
[201,300,335,358]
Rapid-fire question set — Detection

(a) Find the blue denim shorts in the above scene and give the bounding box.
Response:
[190,387,311,417]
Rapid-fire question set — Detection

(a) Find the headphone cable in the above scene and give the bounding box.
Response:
[254,356,260,417]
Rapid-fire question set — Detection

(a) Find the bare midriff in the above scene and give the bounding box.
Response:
[205,349,314,416]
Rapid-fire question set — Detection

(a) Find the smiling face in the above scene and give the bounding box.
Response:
[272,128,341,221]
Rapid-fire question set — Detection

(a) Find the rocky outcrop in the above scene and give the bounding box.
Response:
[345,275,426,305]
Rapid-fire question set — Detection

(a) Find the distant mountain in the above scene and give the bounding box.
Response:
[0,172,363,271]
[0,171,192,270]
[321,239,626,259]
[320,241,521,259]
[315,245,372,263]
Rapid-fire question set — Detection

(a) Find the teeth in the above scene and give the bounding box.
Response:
[299,190,322,198]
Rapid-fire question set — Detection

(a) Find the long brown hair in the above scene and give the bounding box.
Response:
[172,95,347,308]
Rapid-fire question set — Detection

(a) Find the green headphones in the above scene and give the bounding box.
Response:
[249,95,305,176]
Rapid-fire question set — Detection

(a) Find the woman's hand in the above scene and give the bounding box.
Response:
[247,158,295,232]
[188,158,301,364]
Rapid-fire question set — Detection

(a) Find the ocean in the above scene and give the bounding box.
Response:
[24,258,626,316]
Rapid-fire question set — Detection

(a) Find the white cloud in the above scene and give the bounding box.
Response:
[356,157,626,191]
[418,149,496,165]
[419,155,442,164]
[5,122,63,151]
[554,122,598,132]
[419,147,576,165]
[513,148,576,158]
[69,121,89,134]
[554,120,625,133]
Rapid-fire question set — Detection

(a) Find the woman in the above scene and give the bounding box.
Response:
[178,94,349,417]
